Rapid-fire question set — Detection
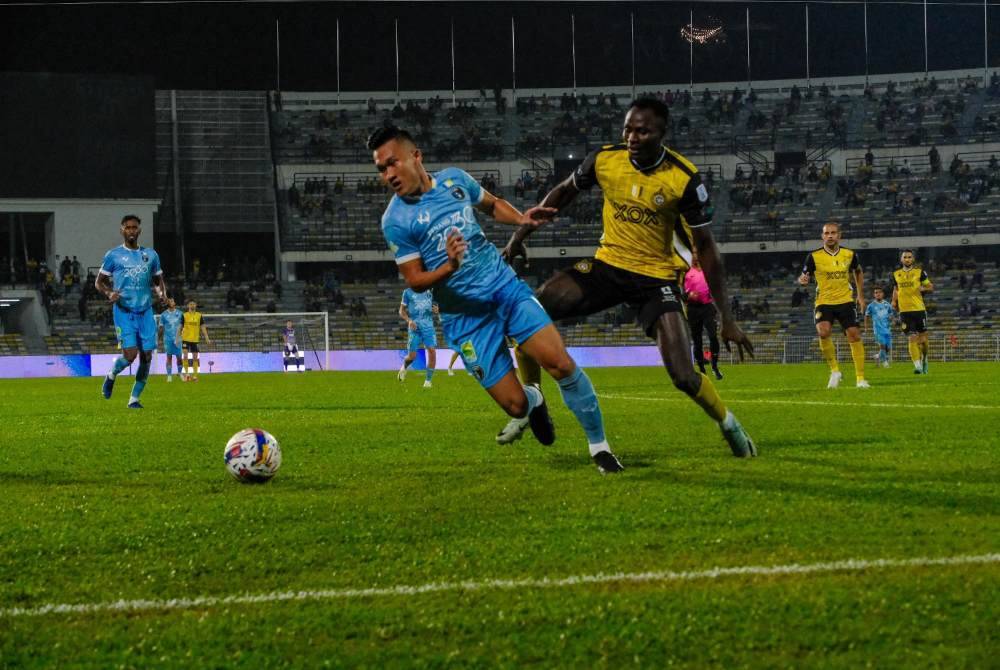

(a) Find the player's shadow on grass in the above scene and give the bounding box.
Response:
[544,454,653,471]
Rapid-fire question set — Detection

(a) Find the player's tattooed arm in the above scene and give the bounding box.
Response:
[95,273,119,303]
[692,225,754,361]
[153,273,168,306]
[398,229,468,292]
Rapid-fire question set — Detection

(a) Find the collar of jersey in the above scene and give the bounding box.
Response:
[629,148,667,173]
[400,177,437,203]
[822,246,842,256]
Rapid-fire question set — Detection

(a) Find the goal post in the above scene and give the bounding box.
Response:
[200,311,329,371]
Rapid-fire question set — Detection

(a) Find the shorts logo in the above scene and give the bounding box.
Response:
[574,259,592,273]
[659,285,678,303]
[460,340,478,363]
[471,365,485,381]
[451,188,465,200]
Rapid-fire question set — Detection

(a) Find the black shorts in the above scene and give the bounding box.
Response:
[563,258,683,338]
[900,310,927,334]
[182,341,199,353]
[814,302,859,331]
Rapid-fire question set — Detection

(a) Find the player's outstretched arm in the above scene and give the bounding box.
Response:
[692,226,754,361]
[477,190,557,228]
[398,229,467,293]
[502,175,580,262]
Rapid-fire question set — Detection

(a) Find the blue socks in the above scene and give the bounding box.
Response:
[426,367,435,382]
[108,356,129,379]
[130,358,150,403]
[556,366,606,445]
[166,361,173,375]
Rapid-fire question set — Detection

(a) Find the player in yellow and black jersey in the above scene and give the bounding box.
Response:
[501,97,757,458]
[181,300,211,381]
[798,222,869,389]
[890,249,934,374]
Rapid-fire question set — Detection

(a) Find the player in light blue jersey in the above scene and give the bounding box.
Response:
[158,297,184,382]
[95,215,167,408]
[864,285,895,367]
[398,287,439,388]
[370,126,623,473]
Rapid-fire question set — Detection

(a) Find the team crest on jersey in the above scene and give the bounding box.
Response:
[696,183,709,203]
[141,252,149,264]
[574,259,592,273]
[653,192,666,207]
[451,188,465,200]
[460,340,478,363]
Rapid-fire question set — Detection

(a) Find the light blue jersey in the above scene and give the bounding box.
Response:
[380,167,549,388]
[865,300,894,346]
[382,168,517,322]
[99,245,162,313]
[160,309,183,341]
[159,309,183,355]
[402,288,435,328]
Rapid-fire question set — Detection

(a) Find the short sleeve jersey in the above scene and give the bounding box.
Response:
[573,144,712,281]
[402,288,435,328]
[283,327,296,346]
[890,266,931,312]
[802,247,860,306]
[381,167,516,321]
[98,245,162,312]
[160,309,184,341]
[182,311,203,343]
[865,300,894,334]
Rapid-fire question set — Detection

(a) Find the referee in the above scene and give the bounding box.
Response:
[684,252,723,380]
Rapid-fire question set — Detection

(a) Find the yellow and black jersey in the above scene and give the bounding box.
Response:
[182,311,203,343]
[572,144,711,281]
[890,266,931,312]
[802,247,860,306]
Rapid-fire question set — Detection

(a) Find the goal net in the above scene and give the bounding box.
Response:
[200,312,329,371]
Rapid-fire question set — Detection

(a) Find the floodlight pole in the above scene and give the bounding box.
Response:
[571,14,577,94]
[746,7,751,88]
[805,4,810,84]
[630,12,636,99]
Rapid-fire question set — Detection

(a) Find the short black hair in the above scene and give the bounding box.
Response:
[901,248,914,254]
[121,214,141,226]
[366,126,416,152]
[874,285,885,292]
[628,97,670,128]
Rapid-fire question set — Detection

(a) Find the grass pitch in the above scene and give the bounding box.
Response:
[1,362,998,668]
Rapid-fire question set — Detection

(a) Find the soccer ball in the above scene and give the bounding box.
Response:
[224,428,282,483]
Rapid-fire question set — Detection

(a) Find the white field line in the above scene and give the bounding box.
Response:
[1,553,997,619]
[598,392,1000,411]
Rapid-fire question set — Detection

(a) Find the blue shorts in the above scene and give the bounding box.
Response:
[406,323,438,352]
[163,339,182,357]
[874,330,892,347]
[113,305,157,352]
[443,279,552,389]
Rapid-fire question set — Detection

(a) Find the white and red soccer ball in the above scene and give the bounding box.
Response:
[224,428,282,483]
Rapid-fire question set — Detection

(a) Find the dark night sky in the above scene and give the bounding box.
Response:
[1,0,998,91]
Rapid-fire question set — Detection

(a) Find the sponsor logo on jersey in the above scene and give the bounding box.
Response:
[611,200,658,227]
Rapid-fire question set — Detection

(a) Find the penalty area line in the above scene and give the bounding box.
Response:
[598,392,1000,411]
[1,553,998,618]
